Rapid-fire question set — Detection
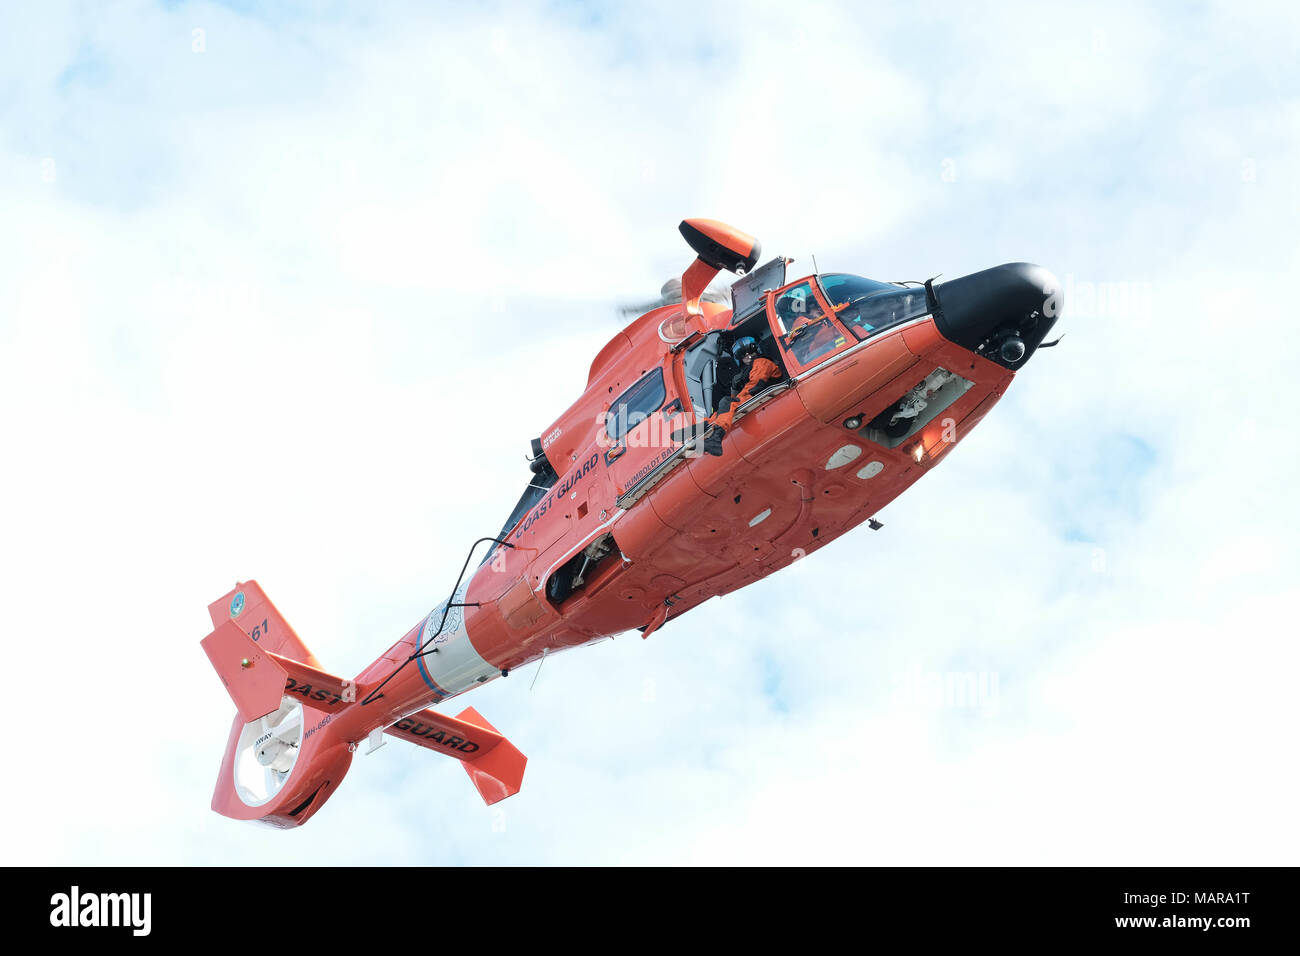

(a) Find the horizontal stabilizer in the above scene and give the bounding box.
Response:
[386,706,527,805]
[201,621,288,723]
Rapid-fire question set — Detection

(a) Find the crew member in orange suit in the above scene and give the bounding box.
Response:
[787,317,846,365]
[703,337,781,456]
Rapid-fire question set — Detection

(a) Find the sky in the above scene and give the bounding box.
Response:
[0,0,1297,865]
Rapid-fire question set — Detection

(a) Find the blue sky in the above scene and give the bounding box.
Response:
[1,0,1296,864]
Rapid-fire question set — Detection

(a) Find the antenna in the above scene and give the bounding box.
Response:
[530,647,549,691]
[811,253,820,274]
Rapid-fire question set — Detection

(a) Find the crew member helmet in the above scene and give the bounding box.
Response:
[731,337,760,362]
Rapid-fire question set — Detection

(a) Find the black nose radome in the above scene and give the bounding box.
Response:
[932,263,1062,369]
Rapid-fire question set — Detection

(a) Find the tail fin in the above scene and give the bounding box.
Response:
[203,581,353,827]
[203,581,527,826]
[208,581,320,666]
[201,621,288,723]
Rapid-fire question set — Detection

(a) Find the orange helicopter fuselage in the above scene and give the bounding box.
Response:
[341,280,1016,737]
[202,218,1061,827]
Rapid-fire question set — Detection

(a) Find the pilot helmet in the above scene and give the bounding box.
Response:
[776,289,813,323]
[731,337,760,362]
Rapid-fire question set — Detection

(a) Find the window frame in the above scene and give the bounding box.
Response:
[605,368,668,444]
[768,278,854,371]
[816,274,932,343]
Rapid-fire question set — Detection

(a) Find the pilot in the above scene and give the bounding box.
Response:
[789,320,845,365]
[775,287,825,331]
[776,288,845,363]
[702,337,781,456]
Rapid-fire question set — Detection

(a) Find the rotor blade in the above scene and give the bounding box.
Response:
[272,706,302,733]
[618,292,729,317]
[266,718,301,742]
[618,297,666,317]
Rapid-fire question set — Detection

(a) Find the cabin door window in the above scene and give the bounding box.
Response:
[771,280,853,371]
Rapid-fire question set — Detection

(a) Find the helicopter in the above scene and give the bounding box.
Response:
[201,218,1063,826]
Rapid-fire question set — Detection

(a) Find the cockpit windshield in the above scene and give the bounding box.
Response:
[818,273,931,341]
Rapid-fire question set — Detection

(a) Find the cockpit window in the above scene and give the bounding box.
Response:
[772,282,826,333]
[819,273,930,341]
[605,369,666,442]
[818,274,897,305]
[786,318,846,365]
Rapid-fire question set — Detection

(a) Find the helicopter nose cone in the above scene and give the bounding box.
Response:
[932,263,1061,369]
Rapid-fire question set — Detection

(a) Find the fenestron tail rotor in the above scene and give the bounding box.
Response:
[232,696,304,807]
[202,580,525,828]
